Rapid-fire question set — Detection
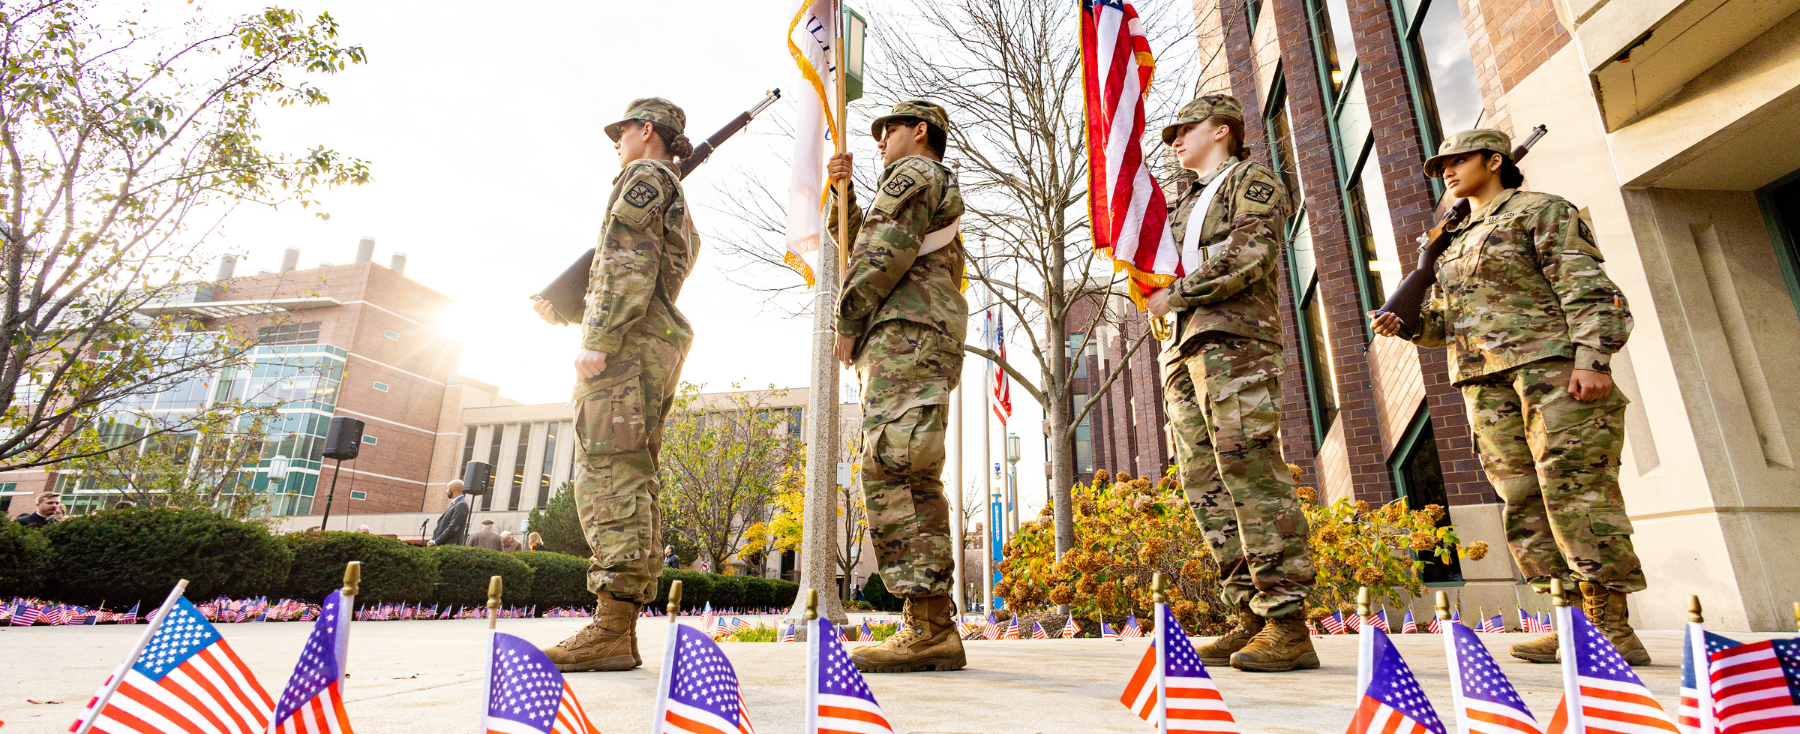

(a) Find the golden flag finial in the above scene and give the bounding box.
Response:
[1551,578,1569,607]
[805,589,818,621]
[1792,601,1798,633]
[1435,590,1450,621]
[1688,595,1703,624]
[486,575,503,630]
[341,561,362,598]
[1356,586,1370,618]
[667,580,684,619]
[1151,573,1167,605]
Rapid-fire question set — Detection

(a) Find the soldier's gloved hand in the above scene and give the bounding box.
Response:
[1568,369,1613,402]
[574,349,608,380]
[828,153,854,186]
[1368,311,1403,338]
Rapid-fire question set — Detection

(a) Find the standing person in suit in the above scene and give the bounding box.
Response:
[468,520,505,551]
[426,480,469,546]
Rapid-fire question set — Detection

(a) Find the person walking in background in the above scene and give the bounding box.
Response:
[467,520,504,551]
[1370,129,1644,665]
[499,530,523,553]
[16,492,64,527]
[662,545,680,569]
[427,479,469,546]
[1149,95,1316,673]
[528,532,546,551]
[529,98,700,674]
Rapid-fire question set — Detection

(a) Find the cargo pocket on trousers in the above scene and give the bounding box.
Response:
[576,366,647,456]
[1588,507,1634,536]
[1538,386,1628,436]
[581,463,639,532]
[1233,381,1280,442]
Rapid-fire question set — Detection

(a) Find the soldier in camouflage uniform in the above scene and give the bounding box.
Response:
[1370,129,1646,665]
[530,98,700,672]
[1148,95,1317,672]
[826,101,969,673]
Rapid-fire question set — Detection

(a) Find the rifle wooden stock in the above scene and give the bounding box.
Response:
[534,89,783,324]
[1373,125,1548,338]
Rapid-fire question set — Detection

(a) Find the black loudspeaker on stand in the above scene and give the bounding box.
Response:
[319,416,365,531]
[459,461,493,545]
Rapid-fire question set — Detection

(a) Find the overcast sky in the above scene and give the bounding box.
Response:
[199,0,1201,521]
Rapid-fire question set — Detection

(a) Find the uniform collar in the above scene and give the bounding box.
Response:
[1449,188,1520,232]
[615,157,678,182]
[1193,157,1239,188]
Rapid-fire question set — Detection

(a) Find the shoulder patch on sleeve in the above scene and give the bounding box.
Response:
[623,179,660,208]
[1244,181,1275,204]
[872,158,941,215]
[1233,164,1286,216]
[609,164,670,231]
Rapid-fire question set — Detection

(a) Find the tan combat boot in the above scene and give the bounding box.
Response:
[1581,581,1650,666]
[1229,616,1319,672]
[541,591,639,672]
[849,596,967,673]
[1196,604,1264,667]
[1509,631,1560,663]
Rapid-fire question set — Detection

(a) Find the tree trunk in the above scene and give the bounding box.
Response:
[1047,384,1076,558]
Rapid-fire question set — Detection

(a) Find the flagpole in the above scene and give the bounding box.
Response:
[948,385,965,620]
[1356,586,1373,700]
[981,311,994,615]
[339,562,359,698]
[1152,574,1168,731]
[1437,592,1470,734]
[793,0,849,629]
[1688,596,1714,734]
[1553,579,1585,734]
[479,575,502,734]
[652,581,683,734]
[804,589,820,734]
[73,580,189,734]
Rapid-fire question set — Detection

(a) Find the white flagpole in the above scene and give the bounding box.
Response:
[1553,579,1585,734]
[1151,574,1169,731]
[804,590,821,734]
[981,297,994,615]
[74,580,189,734]
[652,581,685,734]
[948,385,965,620]
[1436,592,1471,734]
[1356,587,1374,700]
[1688,596,1714,734]
[339,562,359,697]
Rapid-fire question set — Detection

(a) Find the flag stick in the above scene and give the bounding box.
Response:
[652,580,684,734]
[948,386,965,622]
[1792,601,1798,633]
[480,575,502,734]
[1553,579,1584,734]
[1356,586,1373,699]
[1437,592,1469,734]
[832,0,850,272]
[74,579,189,734]
[339,562,360,697]
[1688,595,1714,734]
[805,589,820,734]
[1151,574,1168,732]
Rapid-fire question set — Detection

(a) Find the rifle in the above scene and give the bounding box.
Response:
[1373,124,1548,338]
[532,89,784,324]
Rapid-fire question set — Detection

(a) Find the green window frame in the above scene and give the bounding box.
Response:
[1756,167,1800,322]
[1389,407,1465,585]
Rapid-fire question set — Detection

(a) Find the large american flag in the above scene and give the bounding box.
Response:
[483,632,601,734]
[1679,624,1739,734]
[1709,637,1800,734]
[71,596,273,734]
[1348,629,1446,734]
[270,590,354,734]
[987,308,1011,424]
[807,617,895,734]
[1545,608,1679,734]
[655,624,755,734]
[1119,604,1239,732]
[1450,622,1543,734]
[1080,0,1180,305]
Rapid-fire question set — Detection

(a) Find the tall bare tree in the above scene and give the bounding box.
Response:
[0,2,369,471]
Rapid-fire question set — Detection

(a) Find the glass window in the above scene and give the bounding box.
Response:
[372,381,389,393]
[1267,89,1306,206]
[257,322,320,346]
[538,421,560,508]
[1350,146,1404,305]
[509,423,529,511]
[462,426,477,467]
[1071,392,1095,474]
[1395,414,1463,583]
[1312,0,1358,95]
[482,426,503,511]
[361,434,377,445]
[1409,0,1483,144]
[383,329,400,341]
[1067,333,1089,379]
[1303,283,1340,427]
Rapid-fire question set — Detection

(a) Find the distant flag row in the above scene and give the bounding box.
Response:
[0,597,635,626]
[1307,607,1554,636]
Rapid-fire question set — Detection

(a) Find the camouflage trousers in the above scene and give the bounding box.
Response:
[1460,358,1645,594]
[572,333,688,604]
[856,319,962,599]
[1162,335,1315,619]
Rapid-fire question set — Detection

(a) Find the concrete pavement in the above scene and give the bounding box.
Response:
[0,617,1774,733]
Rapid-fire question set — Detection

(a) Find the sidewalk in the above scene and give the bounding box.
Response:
[0,618,1769,733]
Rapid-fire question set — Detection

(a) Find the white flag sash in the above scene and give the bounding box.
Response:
[1179,160,1246,275]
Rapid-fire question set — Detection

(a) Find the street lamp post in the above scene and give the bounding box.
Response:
[267,456,290,512]
[1006,433,1020,534]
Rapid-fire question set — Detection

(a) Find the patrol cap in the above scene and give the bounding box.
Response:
[1423,129,1511,178]
[1161,94,1245,145]
[869,100,950,140]
[603,97,687,142]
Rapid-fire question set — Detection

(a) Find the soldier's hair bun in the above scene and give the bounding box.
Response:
[650,122,695,160]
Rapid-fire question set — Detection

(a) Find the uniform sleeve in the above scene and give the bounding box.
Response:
[835,162,934,339]
[1411,286,1449,348]
[825,184,866,265]
[1165,166,1287,309]
[1533,201,1631,373]
[582,164,671,353]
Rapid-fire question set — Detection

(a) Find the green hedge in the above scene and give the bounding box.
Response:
[0,518,50,598]
[429,545,534,609]
[651,569,799,611]
[45,507,292,609]
[865,573,904,612]
[282,531,438,604]
[512,551,590,610]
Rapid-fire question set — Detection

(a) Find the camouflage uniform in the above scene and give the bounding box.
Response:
[1412,129,1642,594]
[575,98,700,604]
[1157,95,1315,620]
[833,101,968,599]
